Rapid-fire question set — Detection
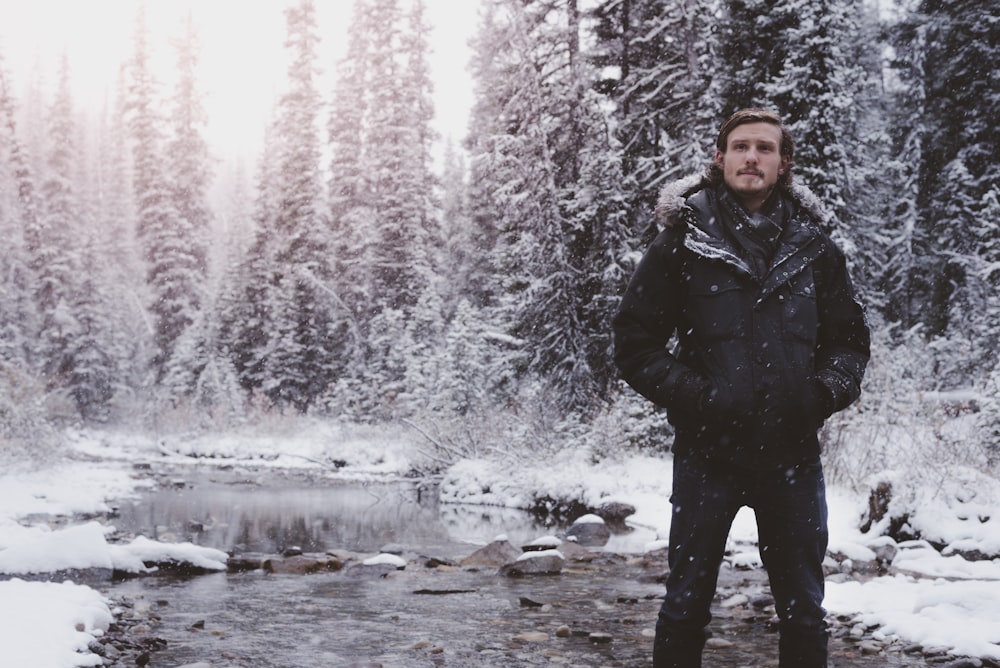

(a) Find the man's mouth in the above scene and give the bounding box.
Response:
[739,170,763,177]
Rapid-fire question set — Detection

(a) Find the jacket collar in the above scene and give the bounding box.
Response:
[655,172,829,300]
[654,171,830,229]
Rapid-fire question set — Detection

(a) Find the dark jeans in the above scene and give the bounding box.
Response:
[654,452,829,668]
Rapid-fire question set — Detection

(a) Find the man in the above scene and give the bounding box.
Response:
[612,108,870,668]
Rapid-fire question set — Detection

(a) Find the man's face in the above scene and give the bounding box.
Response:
[714,122,790,212]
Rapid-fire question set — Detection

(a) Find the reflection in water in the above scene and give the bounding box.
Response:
[113,474,558,557]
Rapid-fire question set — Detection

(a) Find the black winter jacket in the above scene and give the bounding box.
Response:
[613,175,870,469]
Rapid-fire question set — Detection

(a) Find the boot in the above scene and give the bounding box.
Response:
[653,624,705,668]
[778,626,828,668]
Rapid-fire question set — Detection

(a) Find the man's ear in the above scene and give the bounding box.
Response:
[714,150,725,167]
[779,155,791,175]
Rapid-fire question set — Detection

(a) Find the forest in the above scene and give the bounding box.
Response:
[0,0,997,486]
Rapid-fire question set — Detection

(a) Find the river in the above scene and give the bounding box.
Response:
[99,465,935,667]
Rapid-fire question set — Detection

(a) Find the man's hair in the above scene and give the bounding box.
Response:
[706,108,795,188]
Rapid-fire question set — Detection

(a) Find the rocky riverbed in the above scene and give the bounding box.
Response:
[81,533,994,668]
[38,464,986,668]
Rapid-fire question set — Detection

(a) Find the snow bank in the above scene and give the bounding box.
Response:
[0,579,112,668]
[0,457,227,667]
[0,521,228,576]
[826,576,1000,660]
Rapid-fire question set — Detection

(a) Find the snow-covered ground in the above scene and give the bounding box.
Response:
[2,422,998,666]
[0,458,227,667]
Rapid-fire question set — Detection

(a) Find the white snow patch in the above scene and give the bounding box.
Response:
[363,553,407,568]
[516,548,564,562]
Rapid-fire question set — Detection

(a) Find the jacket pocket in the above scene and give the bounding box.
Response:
[780,271,819,345]
[683,275,747,342]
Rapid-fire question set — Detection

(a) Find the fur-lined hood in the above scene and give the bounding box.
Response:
[653,170,831,229]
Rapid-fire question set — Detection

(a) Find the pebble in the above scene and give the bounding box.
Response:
[706,637,735,649]
[860,640,884,654]
[720,593,749,608]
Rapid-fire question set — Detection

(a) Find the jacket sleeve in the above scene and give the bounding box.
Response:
[814,239,871,413]
[612,227,696,408]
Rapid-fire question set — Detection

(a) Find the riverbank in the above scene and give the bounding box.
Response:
[0,425,998,665]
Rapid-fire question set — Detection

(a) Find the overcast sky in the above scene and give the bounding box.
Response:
[0,0,478,163]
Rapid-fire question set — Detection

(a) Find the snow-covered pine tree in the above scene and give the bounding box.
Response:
[0,51,56,446]
[125,5,201,382]
[35,52,119,421]
[760,0,874,240]
[975,190,1000,464]
[32,53,84,394]
[324,0,442,417]
[466,0,569,405]
[881,11,927,331]
[362,0,435,311]
[461,1,507,313]
[590,0,718,232]
[224,120,282,400]
[166,12,211,275]
[160,11,213,397]
[18,59,48,187]
[467,0,630,413]
[714,0,789,113]
[98,65,141,278]
[891,0,1000,338]
[325,0,376,404]
[251,0,336,411]
[0,53,41,369]
[433,298,498,416]
[969,187,1000,370]
[437,141,474,308]
[92,64,153,412]
[65,233,115,422]
[978,360,1000,467]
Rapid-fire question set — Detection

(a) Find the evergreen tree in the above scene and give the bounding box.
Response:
[161,11,213,395]
[970,187,1000,368]
[66,234,116,421]
[843,11,894,310]
[0,53,40,368]
[71,124,121,422]
[461,1,507,311]
[125,5,201,381]
[891,0,1000,337]
[99,65,141,276]
[238,0,335,411]
[714,0,790,112]
[760,0,874,237]
[978,361,1000,465]
[325,0,442,416]
[94,65,151,407]
[881,11,927,330]
[33,54,81,381]
[225,121,281,397]
[438,140,476,307]
[326,0,376,395]
[467,0,631,412]
[591,0,718,231]
[166,12,211,274]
